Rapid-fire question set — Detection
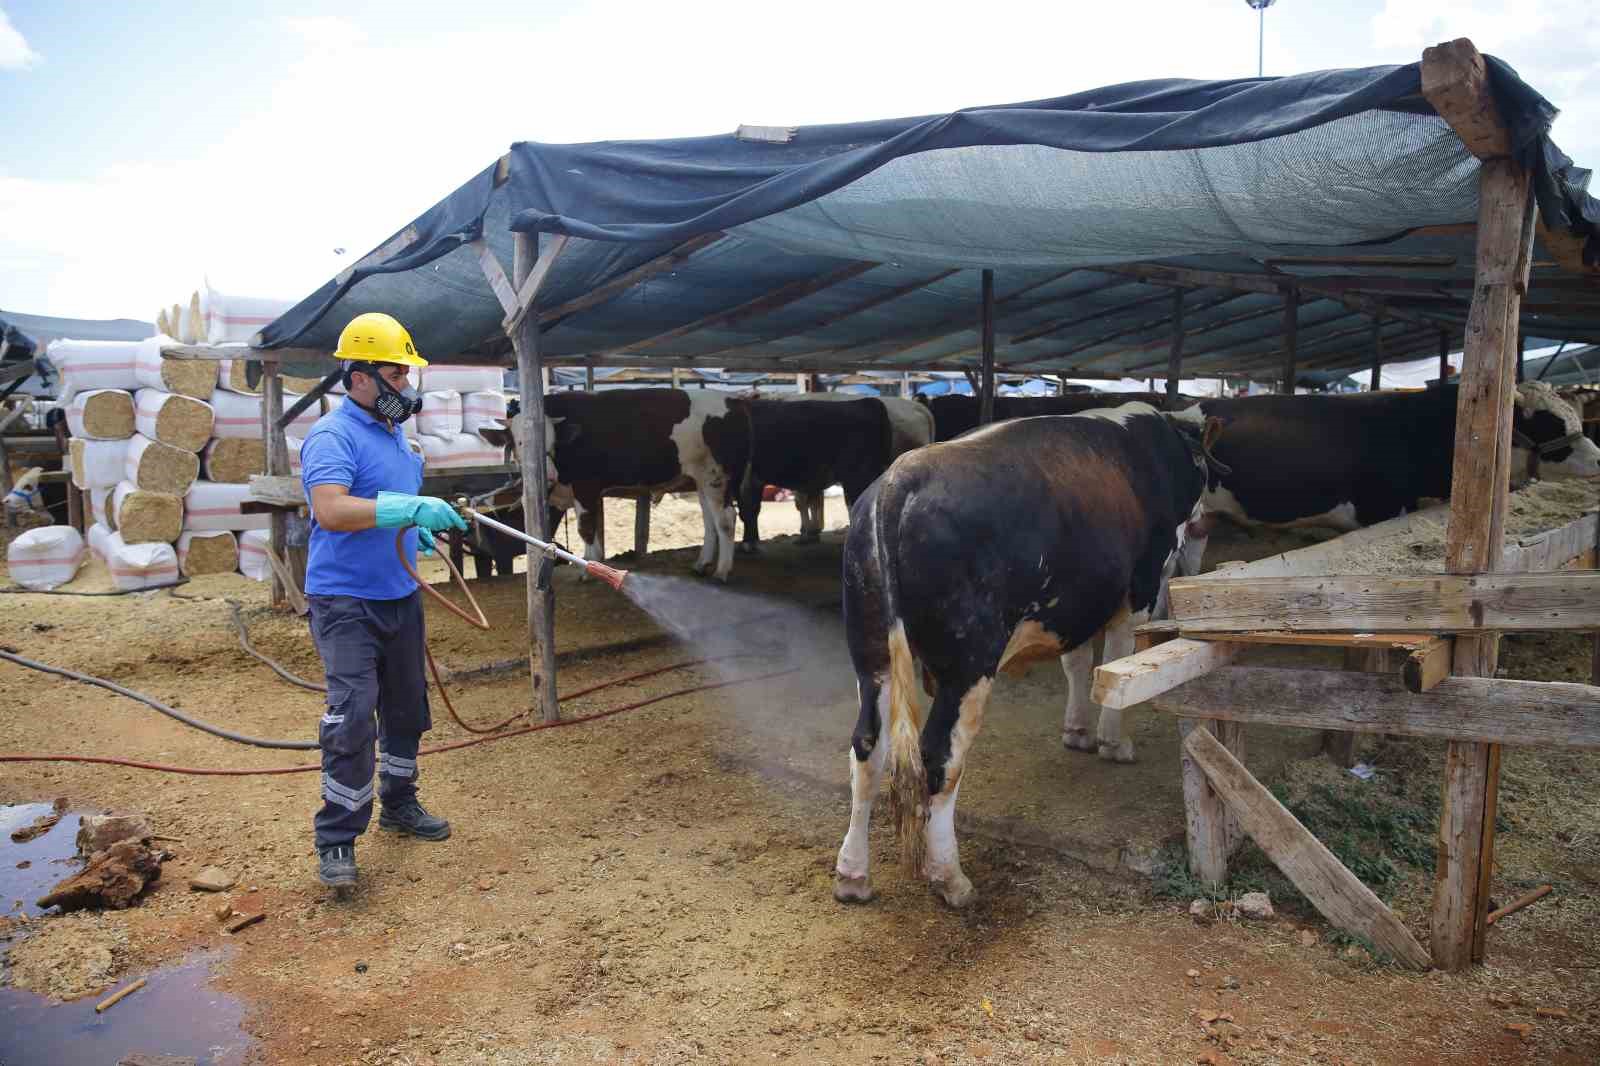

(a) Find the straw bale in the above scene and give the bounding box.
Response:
[134,389,214,451]
[66,389,135,440]
[202,437,266,483]
[283,373,331,393]
[156,356,218,400]
[124,433,200,494]
[218,359,258,394]
[89,486,114,529]
[69,438,129,491]
[177,531,238,576]
[112,483,182,544]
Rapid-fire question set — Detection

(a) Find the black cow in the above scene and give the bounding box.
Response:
[920,392,1191,442]
[1176,381,1600,538]
[735,398,894,552]
[833,402,1222,907]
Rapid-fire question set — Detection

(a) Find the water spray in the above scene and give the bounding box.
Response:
[454,498,629,591]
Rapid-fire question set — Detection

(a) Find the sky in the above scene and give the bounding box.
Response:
[1,0,1596,323]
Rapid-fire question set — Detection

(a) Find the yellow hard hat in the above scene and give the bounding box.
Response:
[334,312,429,368]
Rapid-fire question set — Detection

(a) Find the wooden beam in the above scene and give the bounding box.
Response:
[1164,288,1185,404]
[538,232,727,326]
[1177,630,1444,651]
[1420,38,1512,160]
[1370,312,1385,389]
[1404,637,1454,694]
[979,270,996,425]
[509,234,572,326]
[1181,726,1432,969]
[472,238,519,318]
[1010,286,1174,345]
[260,363,289,610]
[1264,255,1458,270]
[1178,718,1243,886]
[1155,666,1600,753]
[1166,570,1600,633]
[161,344,334,364]
[634,493,651,556]
[599,261,879,357]
[512,232,560,723]
[1092,637,1242,711]
[1128,304,1381,375]
[1280,287,1299,392]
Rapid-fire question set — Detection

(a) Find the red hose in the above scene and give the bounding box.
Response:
[0,664,796,776]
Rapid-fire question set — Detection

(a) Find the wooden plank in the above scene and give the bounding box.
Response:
[1404,637,1454,694]
[471,238,519,318]
[1503,512,1599,573]
[634,492,651,556]
[1152,666,1600,749]
[1133,619,1179,652]
[1183,726,1432,969]
[713,268,960,361]
[538,232,726,326]
[245,475,305,508]
[1009,286,1174,345]
[1092,637,1242,711]
[508,234,572,324]
[261,363,289,610]
[979,270,995,425]
[600,261,879,358]
[1420,39,1512,160]
[160,344,333,364]
[1370,313,1385,390]
[1264,254,1458,269]
[1179,629,1441,651]
[1166,570,1600,633]
[512,232,560,724]
[1178,719,1233,886]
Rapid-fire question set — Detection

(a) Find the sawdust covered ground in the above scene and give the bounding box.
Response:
[1,515,1598,1064]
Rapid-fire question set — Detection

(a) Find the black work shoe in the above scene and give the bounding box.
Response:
[318,845,358,887]
[378,799,451,841]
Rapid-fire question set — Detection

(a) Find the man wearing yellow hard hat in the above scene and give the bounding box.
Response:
[299,312,468,891]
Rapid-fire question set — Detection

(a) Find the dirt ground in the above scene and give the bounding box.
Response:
[2,509,1599,1065]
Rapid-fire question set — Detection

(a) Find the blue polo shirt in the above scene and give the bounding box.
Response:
[300,399,424,600]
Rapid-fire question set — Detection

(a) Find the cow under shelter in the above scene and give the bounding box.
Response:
[142,39,1600,978]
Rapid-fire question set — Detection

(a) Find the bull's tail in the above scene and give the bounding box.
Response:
[886,619,927,873]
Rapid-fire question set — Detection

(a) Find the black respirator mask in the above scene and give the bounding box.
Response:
[347,362,424,425]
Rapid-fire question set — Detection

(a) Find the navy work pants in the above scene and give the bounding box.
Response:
[309,591,431,850]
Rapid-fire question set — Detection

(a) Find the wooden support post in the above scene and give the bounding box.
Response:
[1516,330,1525,383]
[585,365,596,392]
[1166,288,1185,406]
[978,269,996,425]
[1370,314,1384,391]
[1426,41,1536,963]
[1438,328,1451,384]
[634,492,651,557]
[1324,647,1390,767]
[1280,287,1298,394]
[261,362,289,610]
[66,483,83,534]
[1183,726,1432,969]
[513,233,561,723]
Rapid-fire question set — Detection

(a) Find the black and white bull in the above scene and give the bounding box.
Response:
[1175,381,1600,543]
[768,394,935,540]
[481,388,750,582]
[834,403,1221,906]
[735,398,895,553]
[920,392,1191,443]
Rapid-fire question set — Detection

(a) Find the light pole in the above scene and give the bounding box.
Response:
[1246,0,1278,77]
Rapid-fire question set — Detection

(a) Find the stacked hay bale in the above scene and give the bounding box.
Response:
[408,364,510,470]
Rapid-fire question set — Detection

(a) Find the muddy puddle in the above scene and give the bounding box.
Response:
[1,805,253,1065]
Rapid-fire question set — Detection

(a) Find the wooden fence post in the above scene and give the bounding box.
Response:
[513,233,561,723]
[1166,289,1185,405]
[1280,287,1298,394]
[978,269,996,425]
[260,361,288,610]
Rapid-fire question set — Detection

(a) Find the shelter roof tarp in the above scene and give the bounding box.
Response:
[2,311,154,353]
[259,54,1599,382]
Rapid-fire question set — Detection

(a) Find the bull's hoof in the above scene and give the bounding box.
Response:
[690,560,713,577]
[1062,728,1097,753]
[930,872,975,909]
[1097,740,1137,764]
[832,873,875,904]
[735,542,761,556]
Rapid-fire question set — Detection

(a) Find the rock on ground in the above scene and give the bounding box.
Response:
[2,911,129,1000]
[1236,892,1275,920]
[38,839,163,911]
[189,866,236,892]
[76,812,153,855]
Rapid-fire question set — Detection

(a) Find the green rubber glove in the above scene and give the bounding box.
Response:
[417,527,437,556]
[374,492,469,536]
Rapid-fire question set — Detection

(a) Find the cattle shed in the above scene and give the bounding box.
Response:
[165,38,1599,971]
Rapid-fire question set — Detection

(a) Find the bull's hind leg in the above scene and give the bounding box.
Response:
[923,677,993,908]
[1060,640,1098,752]
[1096,614,1138,763]
[834,676,889,903]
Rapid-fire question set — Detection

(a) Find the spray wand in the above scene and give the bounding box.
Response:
[454,498,629,591]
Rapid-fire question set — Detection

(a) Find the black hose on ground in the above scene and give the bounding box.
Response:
[224,599,326,693]
[0,647,319,750]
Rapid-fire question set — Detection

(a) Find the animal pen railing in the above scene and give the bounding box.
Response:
[1093,39,1600,971]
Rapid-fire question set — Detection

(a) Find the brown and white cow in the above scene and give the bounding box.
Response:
[920,392,1191,442]
[482,388,750,582]
[834,403,1222,906]
[742,390,934,544]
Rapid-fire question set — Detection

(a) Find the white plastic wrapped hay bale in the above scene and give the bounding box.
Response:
[201,437,266,483]
[183,480,270,532]
[200,285,293,345]
[88,521,114,561]
[123,433,200,494]
[177,530,238,576]
[49,339,142,402]
[89,486,114,529]
[238,529,271,580]
[461,390,508,434]
[69,438,130,490]
[6,526,86,590]
[134,335,217,400]
[209,388,318,439]
[64,388,136,440]
[134,388,214,451]
[415,391,462,437]
[287,435,304,474]
[111,481,183,544]
[102,531,179,590]
[420,365,503,393]
[417,432,506,470]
